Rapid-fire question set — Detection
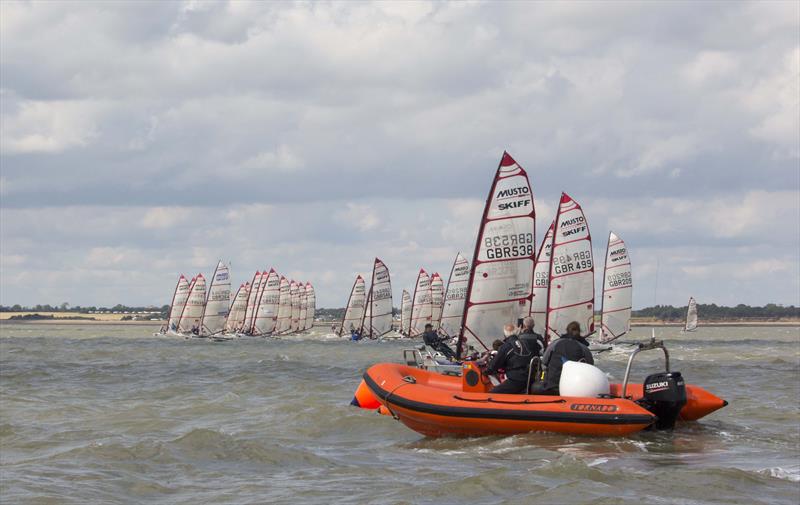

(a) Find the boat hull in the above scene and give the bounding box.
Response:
[360,363,726,437]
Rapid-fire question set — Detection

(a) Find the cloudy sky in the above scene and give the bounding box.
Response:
[1,1,798,309]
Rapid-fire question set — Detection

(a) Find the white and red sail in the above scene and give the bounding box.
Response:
[400,289,412,336]
[599,232,632,343]
[299,283,308,332]
[167,275,190,331]
[409,269,432,337]
[289,280,300,333]
[439,253,469,338]
[200,261,231,336]
[545,193,595,342]
[684,297,698,332]
[360,258,393,338]
[225,282,250,333]
[253,269,280,336]
[457,152,536,357]
[242,271,263,333]
[305,283,316,331]
[178,274,207,334]
[530,220,554,336]
[276,277,292,334]
[430,272,444,330]
[339,275,366,335]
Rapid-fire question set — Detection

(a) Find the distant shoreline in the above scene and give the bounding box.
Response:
[0,313,797,328]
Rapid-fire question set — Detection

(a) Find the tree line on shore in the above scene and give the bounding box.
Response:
[4,303,796,322]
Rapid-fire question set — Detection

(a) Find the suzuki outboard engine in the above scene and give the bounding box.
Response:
[641,372,687,429]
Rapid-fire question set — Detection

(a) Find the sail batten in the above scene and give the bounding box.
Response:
[457,152,536,358]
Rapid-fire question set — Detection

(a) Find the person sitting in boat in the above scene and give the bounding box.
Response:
[484,323,540,394]
[518,316,545,357]
[422,323,457,360]
[534,321,594,395]
[350,328,362,341]
[475,339,504,367]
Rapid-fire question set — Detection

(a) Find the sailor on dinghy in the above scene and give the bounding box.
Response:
[422,323,456,360]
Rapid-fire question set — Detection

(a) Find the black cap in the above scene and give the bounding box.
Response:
[424,323,433,329]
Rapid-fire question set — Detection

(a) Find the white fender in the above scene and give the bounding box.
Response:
[559,360,610,397]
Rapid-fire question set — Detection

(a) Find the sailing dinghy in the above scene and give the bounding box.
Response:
[163,274,190,335]
[544,193,594,344]
[299,283,309,332]
[409,269,432,337]
[178,274,206,335]
[597,232,632,345]
[439,253,469,339]
[457,152,536,358]
[359,258,394,339]
[252,269,280,336]
[683,297,698,332]
[200,261,231,337]
[339,275,366,336]
[224,282,249,335]
[241,271,263,335]
[530,221,554,336]
[275,277,292,334]
[305,283,316,332]
[400,289,412,336]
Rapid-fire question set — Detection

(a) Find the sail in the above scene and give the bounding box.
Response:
[276,277,292,333]
[200,261,231,336]
[530,220,555,336]
[400,289,412,335]
[599,232,632,343]
[289,281,300,333]
[440,253,469,337]
[167,275,190,331]
[545,193,595,342]
[299,283,308,331]
[178,274,207,333]
[253,269,280,336]
[339,275,366,335]
[225,283,249,333]
[430,272,444,330]
[305,283,316,331]
[362,258,393,338]
[409,269,432,336]
[685,297,698,331]
[457,152,536,357]
[242,271,263,334]
[360,288,373,334]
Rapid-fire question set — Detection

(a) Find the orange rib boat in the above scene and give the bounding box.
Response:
[357,362,726,437]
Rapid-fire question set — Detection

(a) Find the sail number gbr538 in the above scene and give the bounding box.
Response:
[552,251,592,274]
[484,232,534,260]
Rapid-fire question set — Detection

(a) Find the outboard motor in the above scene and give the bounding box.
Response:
[641,372,687,429]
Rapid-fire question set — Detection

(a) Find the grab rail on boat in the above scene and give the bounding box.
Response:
[620,336,670,399]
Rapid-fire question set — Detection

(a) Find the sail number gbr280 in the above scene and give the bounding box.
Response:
[484,233,534,259]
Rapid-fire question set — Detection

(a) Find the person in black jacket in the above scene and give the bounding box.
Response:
[485,323,541,394]
[422,324,456,360]
[534,321,593,395]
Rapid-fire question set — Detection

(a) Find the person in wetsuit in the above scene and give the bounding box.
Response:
[422,323,456,360]
[484,322,543,394]
[533,321,594,395]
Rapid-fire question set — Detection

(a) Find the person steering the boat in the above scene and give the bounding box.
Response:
[533,321,594,395]
[484,323,541,394]
[422,323,457,360]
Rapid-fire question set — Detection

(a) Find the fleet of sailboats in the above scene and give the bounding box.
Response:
[161,262,315,339]
[160,151,697,347]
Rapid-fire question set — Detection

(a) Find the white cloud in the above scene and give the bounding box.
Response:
[0,98,102,154]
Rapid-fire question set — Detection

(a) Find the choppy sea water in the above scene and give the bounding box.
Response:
[1,323,798,505]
